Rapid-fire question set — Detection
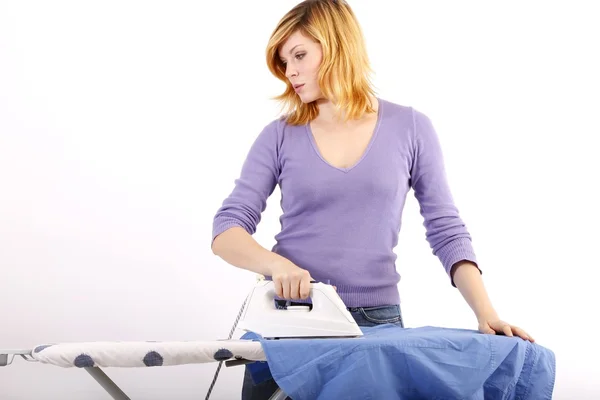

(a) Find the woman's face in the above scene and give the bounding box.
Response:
[278,30,324,103]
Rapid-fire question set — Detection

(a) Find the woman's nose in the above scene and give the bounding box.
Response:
[286,65,298,78]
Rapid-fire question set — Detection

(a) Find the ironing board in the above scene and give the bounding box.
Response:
[0,339,287,400]
[1,326,557,400]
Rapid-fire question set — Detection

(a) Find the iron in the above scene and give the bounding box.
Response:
[237,279,363,339]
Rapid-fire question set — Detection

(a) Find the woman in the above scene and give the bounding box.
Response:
[211,0,534,398]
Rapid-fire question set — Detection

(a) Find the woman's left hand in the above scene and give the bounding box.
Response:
[478,318,535,342]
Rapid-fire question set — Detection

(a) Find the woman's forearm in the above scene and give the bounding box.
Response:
[211,226,284,277]
[451,261,498,321]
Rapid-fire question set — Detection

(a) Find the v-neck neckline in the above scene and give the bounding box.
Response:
[306,97,384,173]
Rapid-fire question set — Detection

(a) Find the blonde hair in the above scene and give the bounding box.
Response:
[266,0,377,125]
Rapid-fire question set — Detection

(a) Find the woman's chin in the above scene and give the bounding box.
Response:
[297,92,322,104]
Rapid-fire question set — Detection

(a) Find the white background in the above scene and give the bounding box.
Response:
[1,1,598,399]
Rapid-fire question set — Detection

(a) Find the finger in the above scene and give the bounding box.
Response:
[513,326,534,342]
[480,325,496,335]
[290,276,300,300]
[502,324,514,337]
[299,276,311,299]
[527,332,535,342]
[274,279,283,298]
[282,279,291,299]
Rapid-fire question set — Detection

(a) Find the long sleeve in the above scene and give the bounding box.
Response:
[212,119,283,243]
[409,108,480,285]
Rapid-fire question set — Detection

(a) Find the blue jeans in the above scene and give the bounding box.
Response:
[241,303,404,400]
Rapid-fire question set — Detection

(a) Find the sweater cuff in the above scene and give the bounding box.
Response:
[212,217,247,244]
[435,237,480,287]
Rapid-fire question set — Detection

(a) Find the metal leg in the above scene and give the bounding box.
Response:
[268,388,288,400]
[84,367,131,400]
[0,349,36,366]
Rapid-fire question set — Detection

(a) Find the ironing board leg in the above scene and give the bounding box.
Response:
[84,367,131,400]
[268,388,288,400]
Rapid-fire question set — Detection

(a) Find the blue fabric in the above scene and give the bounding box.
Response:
[242,303,404,389]
[244,324,555,400]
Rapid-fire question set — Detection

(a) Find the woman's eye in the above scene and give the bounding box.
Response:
[295,53,305,60]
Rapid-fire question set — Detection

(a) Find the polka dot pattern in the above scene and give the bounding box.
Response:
[213,348,233,361]
[74,354,95,368]
[28,340,265,368]
[34,345,53,353]
[143,351,163,366]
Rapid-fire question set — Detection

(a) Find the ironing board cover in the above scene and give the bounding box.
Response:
[30,339,265,368]
[244,324,556,400]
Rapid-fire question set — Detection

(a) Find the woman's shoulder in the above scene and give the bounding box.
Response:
[378,97,428,119]
[250,114,302,151]
[259,113,303,131]
[259,98,430,132]
[378,97,421,128]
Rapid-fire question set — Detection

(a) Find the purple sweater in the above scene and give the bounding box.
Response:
[212,98,478,307]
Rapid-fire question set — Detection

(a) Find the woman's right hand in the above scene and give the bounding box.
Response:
[269,258,314,300]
